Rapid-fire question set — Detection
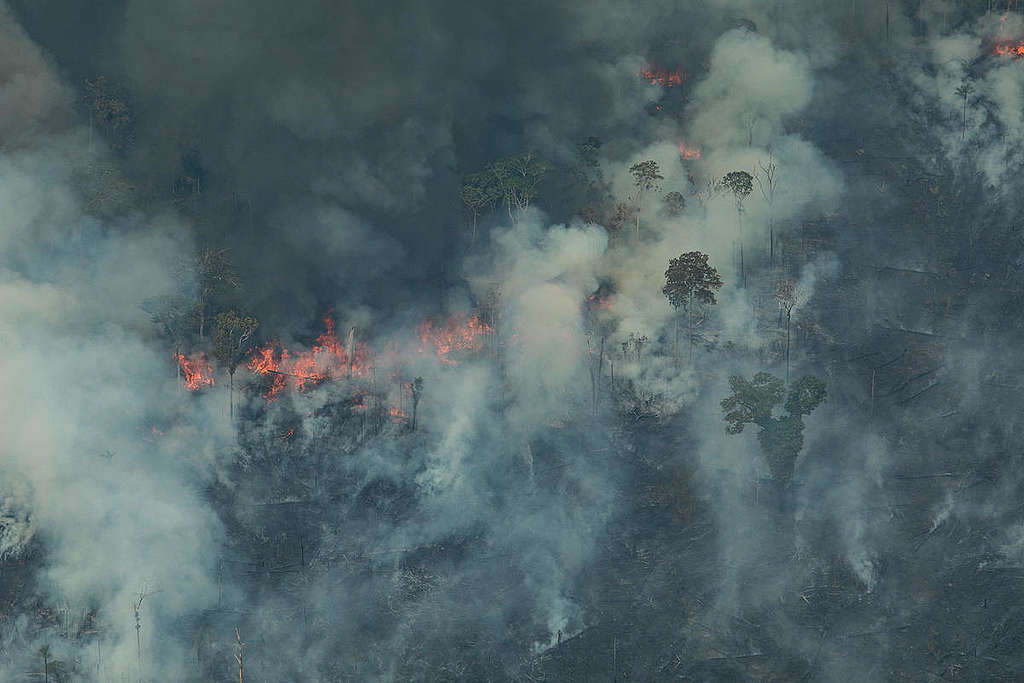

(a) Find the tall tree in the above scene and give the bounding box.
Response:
[460,171,501,244]
[133,585,160,683]
[691,173,720,220]
[488,152,550,221]
[194,247,240,340]
[663,251,724,363]
[82,76,132,152]
[39,644,51,683]
[629,160,663,240]
[755,153,780,266]
[775,279,797,382]
[722,171,754,287]
[662,191,687,217]
[572,136,608,214]
[721,372,827,491]
[235,628,245,683]
[214,311,259,421]
[410,376,424,431]
[143,295,195,388]
[955,81,973,141]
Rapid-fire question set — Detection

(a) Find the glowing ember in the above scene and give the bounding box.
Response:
[586,293,615,312]
[178,352,214,391]
[994,40,1024,57]
[389,405,407,422]
[677,141,701,160]
[418,314,492,365]
[640,64,684,87]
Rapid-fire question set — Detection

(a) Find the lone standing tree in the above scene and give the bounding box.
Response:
[775,279,797,382]
[629,160,663,240]
[214,311,259,421]
[410,376,424,431]
[721,170,754,287]
[663,251,723,363]
[721,372,827,494]
[955,81,973,141]
[460,170,500,244]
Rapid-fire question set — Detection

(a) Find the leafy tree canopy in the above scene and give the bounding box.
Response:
[721,372,827,484]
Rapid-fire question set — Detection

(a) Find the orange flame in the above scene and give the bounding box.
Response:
[178,352,214,391]
[640,64,684,87]
[677,141,701,160]
[586,293,615,311]
[247,315,370,400]
[418,314,492,365]
[994,40,1024,57]
[389,405,407,422]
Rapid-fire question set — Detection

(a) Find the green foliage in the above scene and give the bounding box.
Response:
[662,251,723,310]
[460,171,502,214]
[461,152,551,223]
[214,311,259,375]
[721,372,827,484]
[629,160,663,195]
[662,191,686,216]
[721,170,753,201]
[194,247,241,338]
[722,170,754,217]
[487,152,551,216]
[576,136,602,169]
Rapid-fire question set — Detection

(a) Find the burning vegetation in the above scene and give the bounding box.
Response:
[640,64,685,87]
[677,141,701,160]
[246,316,368,400]
[993,40,1024,57]
[417,314,492,365]
[177,352,214,391]
[200,312,496,400]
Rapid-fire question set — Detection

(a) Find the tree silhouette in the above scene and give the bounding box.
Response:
[488,152,550,221]
[410,377,424,431]
[955,82,973,141]
[722,171,754,287]
[214,311,259,421]
[721,372,827,489]
[194,247,240,340]
[83,76,132,152]
[775,279,797,382]
[460,171,501,244]
[662,191,687,217]
[663,251,723,362]
[629,160,663,239]
[143,295,195,388]
[755,154,780,266]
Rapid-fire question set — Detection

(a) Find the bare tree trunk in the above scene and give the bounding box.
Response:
[870,368,876,417]
[785,309,792,383]
[688,290,694,363]
[962,98,967,140]
[235,628,244,683]
[229,370,234,421]
[738,208,745,288]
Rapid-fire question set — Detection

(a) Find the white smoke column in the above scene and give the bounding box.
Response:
[0,8,227,679]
